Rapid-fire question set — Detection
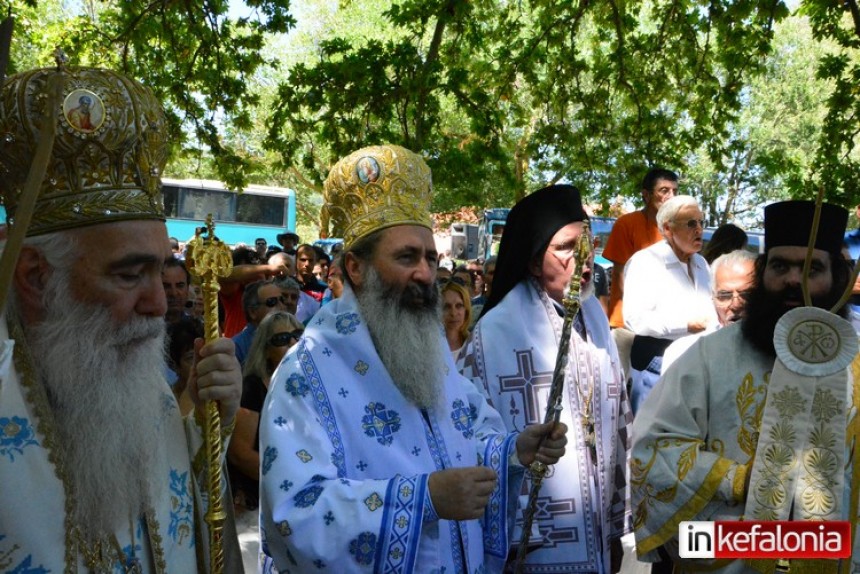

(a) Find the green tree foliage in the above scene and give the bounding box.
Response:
[265,0,794,223]
[7,0,860,230]
[683,14,835,227]
[3,0,295,191]
[800,0,860,206]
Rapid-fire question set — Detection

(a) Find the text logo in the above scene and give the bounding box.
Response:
[679,521,851,559]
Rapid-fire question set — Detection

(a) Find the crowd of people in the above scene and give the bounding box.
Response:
[2,61,860,574]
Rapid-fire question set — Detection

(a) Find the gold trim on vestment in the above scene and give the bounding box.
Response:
[636,457,735,555]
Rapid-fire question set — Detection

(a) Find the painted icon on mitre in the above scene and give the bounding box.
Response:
[356,156,380,184]
[63,89,105,133]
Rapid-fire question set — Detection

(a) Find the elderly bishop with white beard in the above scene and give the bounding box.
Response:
[258,145,568,573]
[0,65,243,572]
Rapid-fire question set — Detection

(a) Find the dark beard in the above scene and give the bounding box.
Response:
[354,267,445,409]
[741,282,847,357]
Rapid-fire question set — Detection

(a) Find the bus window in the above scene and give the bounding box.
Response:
[236,194,285,226]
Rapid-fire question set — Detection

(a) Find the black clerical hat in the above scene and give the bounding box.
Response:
[764,200,847,254]
[481,184,588,317]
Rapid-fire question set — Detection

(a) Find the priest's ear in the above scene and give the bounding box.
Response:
[13,245,53,321]
[343,251,366,290]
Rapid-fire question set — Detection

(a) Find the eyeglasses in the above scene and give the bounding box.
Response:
[675,218,705,230]
[257,295,290,308]
[269,330,303,347]
[713,289,753,306]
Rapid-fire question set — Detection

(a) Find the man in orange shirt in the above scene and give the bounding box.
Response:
[604,168,679,329]
[603,168,677,381]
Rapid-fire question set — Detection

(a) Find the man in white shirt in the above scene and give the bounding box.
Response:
[622,195,717,413]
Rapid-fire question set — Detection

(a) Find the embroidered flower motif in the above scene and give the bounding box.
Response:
[803,447,839,482]
[0,416,39,462]
[361,402,402,446]
[772,387,805,419]
[753,473,788,509]
[285,373,310,397]
[262,446,278,475]
[349,532,377,565]
[364,492,383,511]
[800,482,837,516]
[354,360,369,376]
[168,469,194,545]
[450,399,478,439]
[811,388,841,422]
[335,312,361,335]
[294,484,324,508]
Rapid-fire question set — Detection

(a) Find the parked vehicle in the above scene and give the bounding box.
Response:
[161,178,297,246]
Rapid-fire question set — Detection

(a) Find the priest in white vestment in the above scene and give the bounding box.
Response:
[632,200,860,574]
[0,65,243,572]
[459,184,632,574]
[258,145,568,573]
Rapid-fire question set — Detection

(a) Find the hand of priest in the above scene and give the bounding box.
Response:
[428,466,498,520]
[515,421,568,467]
[188,337,243,427]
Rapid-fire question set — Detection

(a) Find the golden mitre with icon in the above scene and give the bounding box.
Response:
[322,144,433,248]
[0,62,170,237]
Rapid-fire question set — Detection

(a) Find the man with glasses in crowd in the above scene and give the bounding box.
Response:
[231,278,290,365]
[254,237,268,260]
[622,195,716,413]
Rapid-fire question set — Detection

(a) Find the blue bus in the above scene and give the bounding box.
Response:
[161,178,297,246]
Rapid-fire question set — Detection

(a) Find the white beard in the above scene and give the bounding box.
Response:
[25,269,171,540]
[355,268,446,410]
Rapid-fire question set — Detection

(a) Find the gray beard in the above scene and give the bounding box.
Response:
[25,270,171,540]
[354,268,446,409]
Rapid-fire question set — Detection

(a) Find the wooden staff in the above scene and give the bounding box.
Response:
[185,215,233,574]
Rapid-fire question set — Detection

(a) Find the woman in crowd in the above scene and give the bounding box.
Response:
[228,311,304,510]
[441,278,472,358]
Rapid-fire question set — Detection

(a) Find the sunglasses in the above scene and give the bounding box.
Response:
[269,330,304,347]
[675,218,705,230]
[257,295,290,308]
